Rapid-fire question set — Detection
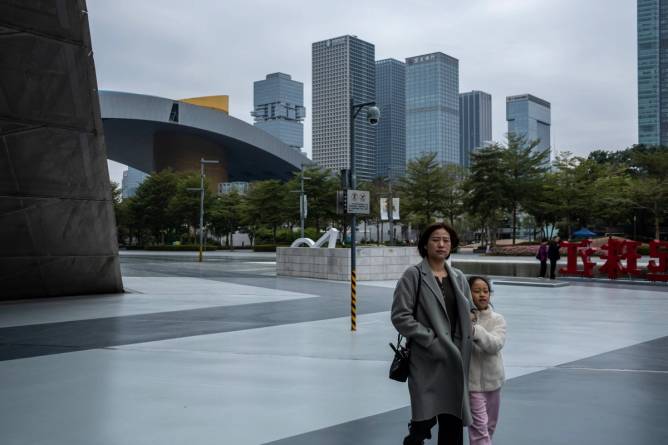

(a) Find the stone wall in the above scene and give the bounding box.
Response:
[276,247,422,281]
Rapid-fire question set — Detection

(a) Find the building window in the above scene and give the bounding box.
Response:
[169,103,179,123]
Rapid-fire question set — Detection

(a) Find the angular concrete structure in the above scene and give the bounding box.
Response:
[0,1,123,299]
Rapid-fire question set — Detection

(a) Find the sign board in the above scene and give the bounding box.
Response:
[380,198,400,221]
[346,189,370,214]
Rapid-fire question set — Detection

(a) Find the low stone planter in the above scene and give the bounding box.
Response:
[276,247,422,281]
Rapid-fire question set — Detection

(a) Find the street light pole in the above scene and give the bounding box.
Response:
[300,164,308,240]
[388,175,394,246]
[349,98,378,332]
[192,158,220,262]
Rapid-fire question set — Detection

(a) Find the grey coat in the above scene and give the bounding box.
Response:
[391,258,473,425]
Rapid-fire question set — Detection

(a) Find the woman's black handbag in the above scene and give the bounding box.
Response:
[389,267,422,382]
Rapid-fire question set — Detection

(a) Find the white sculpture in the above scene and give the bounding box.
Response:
[290,227,339,248]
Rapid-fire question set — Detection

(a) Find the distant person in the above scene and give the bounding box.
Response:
[467,275,507,445]
[391,222,474,445]
[536,238,548,278]
[548,236,561,279]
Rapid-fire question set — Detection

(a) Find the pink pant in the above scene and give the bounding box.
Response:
[468,389,501,445]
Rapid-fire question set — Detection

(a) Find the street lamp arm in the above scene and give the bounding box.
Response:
[351,101,376,119]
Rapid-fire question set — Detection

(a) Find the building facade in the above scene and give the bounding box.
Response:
[312,35,376,181]
[218,181,249,195]
[405,52,460,165]
[375,58,406,180]
[506,94,551,161]
[459,90,492,169]
[638,0,668,145]
[121,167,149,199]
[251,73,305,150]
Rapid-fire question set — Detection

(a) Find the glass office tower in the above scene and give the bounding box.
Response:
[252,73,305,150]
[459,90,492,169]
[506,94,551,162]
[121,167,149,199]
[375,58,406,180]
[405,52,460,165]
[312,35,376,181]
[638,0,668,145]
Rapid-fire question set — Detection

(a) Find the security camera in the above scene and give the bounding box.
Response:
[367,106,380,125]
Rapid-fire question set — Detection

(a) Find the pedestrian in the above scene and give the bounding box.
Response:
[536,238,548,278]
[548,236,561,279]
[391,222,474,445]
[467,275,507,445]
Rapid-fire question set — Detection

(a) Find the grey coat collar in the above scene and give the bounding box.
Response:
[418,258,466,323]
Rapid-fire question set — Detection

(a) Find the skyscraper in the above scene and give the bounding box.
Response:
[459,91,492,168]
[375,58,406,180]
[638,0,668,145]
[312,35,376,181]
[121,167,149,199]
[405,52,460,165]
[251,73,305,150]
[506,94,551,161]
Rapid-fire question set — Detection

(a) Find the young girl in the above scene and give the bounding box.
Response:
[467,276,507,445]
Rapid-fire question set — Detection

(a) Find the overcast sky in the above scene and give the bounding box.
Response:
[88,0,638,185]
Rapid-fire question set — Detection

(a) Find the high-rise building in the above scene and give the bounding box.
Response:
[251,73,305,150]
[121,167,149,199]
[405,52,460,165]
[459,91,492,169]
[375,58,406,180]
[638,0,668,145]
[506,94,551,161]
[312,35,376,181]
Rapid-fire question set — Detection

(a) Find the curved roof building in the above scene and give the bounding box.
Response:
[99,91,311,186]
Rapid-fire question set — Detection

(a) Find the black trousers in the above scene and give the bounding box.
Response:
[539,260,547,278]
[550,259,558,279]
[405,414,463,445]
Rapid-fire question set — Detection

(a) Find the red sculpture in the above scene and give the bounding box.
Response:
[559,239,597,278]
[647,240,668,282]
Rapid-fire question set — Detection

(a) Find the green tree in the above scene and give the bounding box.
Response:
[128,169,179,245]
[167,171,214,243]
[440,164,466,228]
[629,148,668,239]
[500,133,550,244]
[397,152,447,233]
[243,180,287,244]
[463,144,506,247]
[301,166,338,233]
[209,190,243,248]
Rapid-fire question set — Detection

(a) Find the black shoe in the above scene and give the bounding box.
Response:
[403,434,424,445]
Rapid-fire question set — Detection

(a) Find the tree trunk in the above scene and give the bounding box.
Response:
[655,202,660,240]
[512,205,517,245]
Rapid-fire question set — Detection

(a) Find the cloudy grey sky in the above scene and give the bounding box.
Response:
[88,0,637,185]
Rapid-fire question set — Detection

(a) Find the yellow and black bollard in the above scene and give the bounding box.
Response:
[351,269,357,331]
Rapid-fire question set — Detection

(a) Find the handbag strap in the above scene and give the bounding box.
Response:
[399,266,422,346]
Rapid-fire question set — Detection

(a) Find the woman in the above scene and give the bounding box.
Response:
[547,236,561,280]
[536,238,548,278]
[391,222,474,445]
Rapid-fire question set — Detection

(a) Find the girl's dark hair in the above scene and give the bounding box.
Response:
[467,275,493,293]
[417,222,460,258]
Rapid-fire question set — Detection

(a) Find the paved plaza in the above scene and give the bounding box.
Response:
[0,252,667,444]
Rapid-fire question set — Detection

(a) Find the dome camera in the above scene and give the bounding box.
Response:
[367,106,380,125]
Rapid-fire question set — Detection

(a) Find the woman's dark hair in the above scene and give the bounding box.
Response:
[467,275,493,293]
[417,222,460,258]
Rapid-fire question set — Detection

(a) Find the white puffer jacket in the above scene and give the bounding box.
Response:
[468,306,506,392]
